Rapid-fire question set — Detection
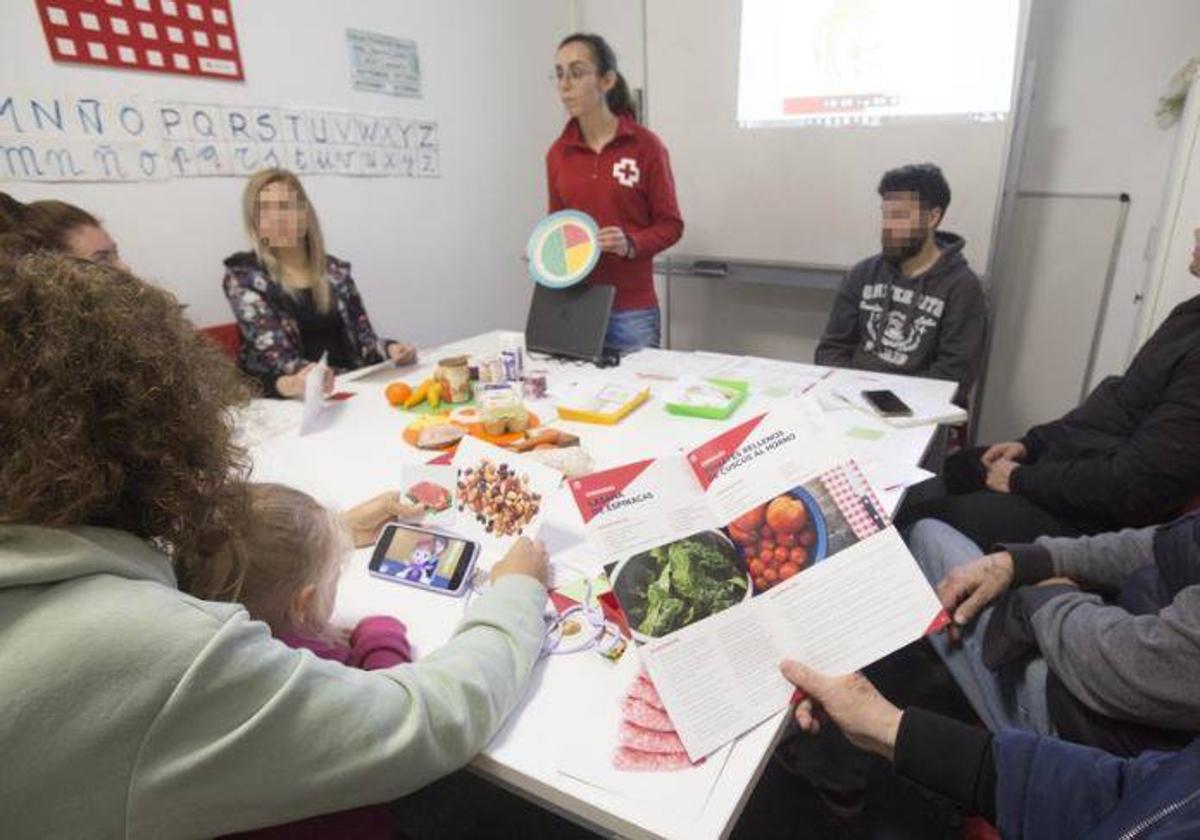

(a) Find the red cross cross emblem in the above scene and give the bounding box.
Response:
[613,157,640,187]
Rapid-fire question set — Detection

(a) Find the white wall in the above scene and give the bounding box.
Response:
[1017,0,1200,387]
[0,0,573,347]
[581,0,1200,381]
[1138,73,1200,340]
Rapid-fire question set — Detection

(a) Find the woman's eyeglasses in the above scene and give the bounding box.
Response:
[550,66,597,87]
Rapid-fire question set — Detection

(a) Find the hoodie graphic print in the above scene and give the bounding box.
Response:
[815,231,987,393]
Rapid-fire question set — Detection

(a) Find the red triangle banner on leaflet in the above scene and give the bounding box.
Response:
[924,609,952,636]
[568,459,657,525]
[686,413,768,490]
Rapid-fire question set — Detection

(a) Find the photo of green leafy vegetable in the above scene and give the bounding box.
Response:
[610,531,750,639]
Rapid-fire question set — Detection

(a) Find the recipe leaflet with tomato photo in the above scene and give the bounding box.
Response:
[566,400,946,760]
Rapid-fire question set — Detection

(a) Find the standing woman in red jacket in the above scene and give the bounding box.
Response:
[546,33,684,352]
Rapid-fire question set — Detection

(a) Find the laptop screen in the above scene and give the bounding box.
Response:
[524,283,615,363]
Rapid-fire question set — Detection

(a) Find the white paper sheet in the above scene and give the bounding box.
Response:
[642,529,944,760]
[299,353,330,436]
[450,436,562,554]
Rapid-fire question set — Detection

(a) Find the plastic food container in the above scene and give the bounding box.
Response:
[436,355,472,404]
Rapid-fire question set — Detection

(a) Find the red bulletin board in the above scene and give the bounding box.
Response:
[35,0,244,81]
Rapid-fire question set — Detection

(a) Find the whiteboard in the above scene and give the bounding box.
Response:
[645,0,1027,270]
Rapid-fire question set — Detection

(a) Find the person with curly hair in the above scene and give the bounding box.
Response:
[0,191,129,269]
[223,168,418,399]
[0,252,552,837]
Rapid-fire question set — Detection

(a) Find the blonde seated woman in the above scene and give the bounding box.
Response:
[223,168,417,399]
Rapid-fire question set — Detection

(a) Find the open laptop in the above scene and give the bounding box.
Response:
[524,283,619,366]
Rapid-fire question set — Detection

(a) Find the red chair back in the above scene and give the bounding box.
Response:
[199,322,241,361]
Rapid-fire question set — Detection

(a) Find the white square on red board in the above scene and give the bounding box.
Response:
[35,0,244,81]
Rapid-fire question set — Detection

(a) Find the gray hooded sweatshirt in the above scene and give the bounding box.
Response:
[815,231,987,393]
[0,524,546,838]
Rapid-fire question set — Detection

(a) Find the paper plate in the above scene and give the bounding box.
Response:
[527,210,600,288]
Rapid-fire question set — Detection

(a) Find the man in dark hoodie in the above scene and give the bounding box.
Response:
[815,163,987,398]
[898,225,1200,548]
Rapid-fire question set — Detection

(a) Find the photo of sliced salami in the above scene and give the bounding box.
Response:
[612,746,697,772]
[620,696,675,732]
[618,720,686,754]
[629,672,665,710]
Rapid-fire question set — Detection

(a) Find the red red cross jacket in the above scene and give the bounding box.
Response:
[545,114,684,311]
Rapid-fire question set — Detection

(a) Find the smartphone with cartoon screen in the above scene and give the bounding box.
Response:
[369,523,479,596]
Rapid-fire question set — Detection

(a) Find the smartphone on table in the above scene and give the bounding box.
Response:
[861,389,914,418]
[369,523,479,597]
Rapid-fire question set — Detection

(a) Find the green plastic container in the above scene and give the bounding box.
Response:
[664,378,749,420]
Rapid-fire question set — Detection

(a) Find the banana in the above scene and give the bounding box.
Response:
[404,379,431,409]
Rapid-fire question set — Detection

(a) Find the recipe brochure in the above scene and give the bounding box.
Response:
[565,400,946,760]
[449,435,562,554]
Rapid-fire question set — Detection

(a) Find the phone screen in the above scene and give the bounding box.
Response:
[370,525,477,592]
[861,389,913,417]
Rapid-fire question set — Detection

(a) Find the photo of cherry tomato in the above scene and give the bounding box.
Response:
[799,529,817,548]
[776,532,797,548]
[732,505,766,533]
[729,524,757,546]
[748,559,765,577]
[773,546,789,563]
[779,562,799,580]
[763,567,779,584]
[790,546,809,567]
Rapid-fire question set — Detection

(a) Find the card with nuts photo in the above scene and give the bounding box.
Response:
[450,435,563,554]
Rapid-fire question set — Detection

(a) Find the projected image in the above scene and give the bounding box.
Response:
[738,0,1021,127]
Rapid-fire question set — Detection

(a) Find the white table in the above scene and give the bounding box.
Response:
[244,331,958,840]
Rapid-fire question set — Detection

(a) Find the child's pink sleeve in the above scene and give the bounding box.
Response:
[348,616,414,670]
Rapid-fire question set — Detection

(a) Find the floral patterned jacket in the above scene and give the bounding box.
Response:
[222,251,387,394]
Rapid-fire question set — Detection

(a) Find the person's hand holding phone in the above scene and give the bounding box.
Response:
[345,491,426,548]
[491,537,550,587]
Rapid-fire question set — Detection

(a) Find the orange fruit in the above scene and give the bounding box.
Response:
[385,381,412,406]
